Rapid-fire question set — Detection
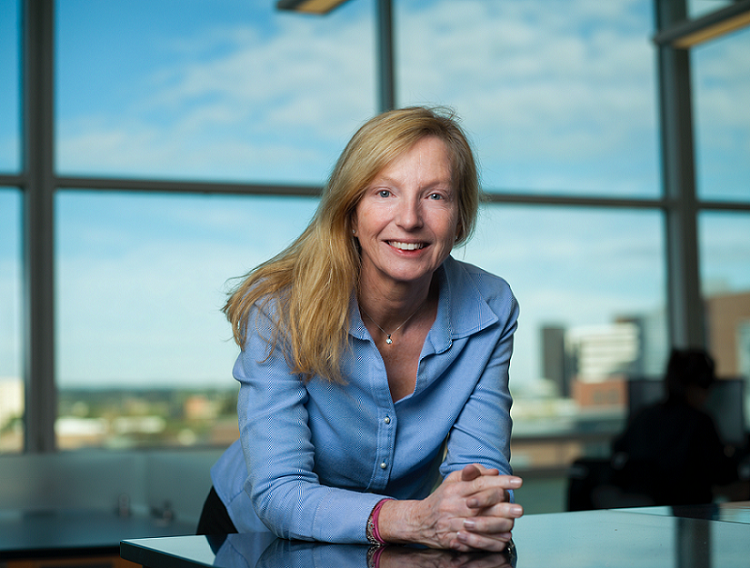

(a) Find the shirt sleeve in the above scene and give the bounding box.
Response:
[440,291,518,482]
[235,304,385,544]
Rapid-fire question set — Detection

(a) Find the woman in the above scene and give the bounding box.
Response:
[199,106,522,552]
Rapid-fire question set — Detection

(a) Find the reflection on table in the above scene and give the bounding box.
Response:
[616,500,750,524]
[122,532,515,568]
[121,504,750,568]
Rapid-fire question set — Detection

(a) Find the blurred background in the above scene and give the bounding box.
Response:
[1,0,749,521]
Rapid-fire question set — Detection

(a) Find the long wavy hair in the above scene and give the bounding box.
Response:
[223,106,481,382]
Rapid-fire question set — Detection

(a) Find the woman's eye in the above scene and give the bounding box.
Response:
[428,192,443,200]
[378,190,391,198]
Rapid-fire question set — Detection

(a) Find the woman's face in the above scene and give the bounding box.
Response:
[352,136,459,293]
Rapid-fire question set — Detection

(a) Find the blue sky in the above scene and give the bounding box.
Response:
[45,0,662,194]
[0,0,19,170]
[54,0,375,184]
[1,0,748,389]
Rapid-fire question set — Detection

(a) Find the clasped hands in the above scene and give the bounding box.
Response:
[381,464,523,552]
[430,464,523,552]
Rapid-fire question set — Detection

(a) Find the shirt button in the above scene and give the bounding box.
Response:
[380,462,387,469]
[384,416,391,424]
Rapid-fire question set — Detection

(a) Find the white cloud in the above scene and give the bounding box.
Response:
[58,9,375,181]
[54,0,665,192]
[693,29,750,129]
[55,194,318,386]
[398,0,658,180]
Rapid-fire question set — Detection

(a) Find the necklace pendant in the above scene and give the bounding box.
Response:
[386,335,393,345]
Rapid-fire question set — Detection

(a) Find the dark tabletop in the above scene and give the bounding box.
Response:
[616,500,750,524]
[0,508,196,559]
[121,504,750,568]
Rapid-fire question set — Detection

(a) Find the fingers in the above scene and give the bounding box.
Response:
[452,492,523,552]
[456,504,520,551]
[463,504,523,532]
[460,464,483,482]
[449,523,515,553]
[475,472,522,492]
[464,474,522,509]
[456,477,523,552]
[425,468,523,551]
[450,551,513,568]
[452,529,514,553]
[460,463,500,481]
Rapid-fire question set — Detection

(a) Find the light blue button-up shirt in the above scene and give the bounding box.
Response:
[211,256,519,544]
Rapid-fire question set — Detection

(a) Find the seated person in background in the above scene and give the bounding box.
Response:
[197,106,523,551]
[611,348,739,506]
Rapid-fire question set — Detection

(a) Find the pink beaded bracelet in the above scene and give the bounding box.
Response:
[367,499,388,545]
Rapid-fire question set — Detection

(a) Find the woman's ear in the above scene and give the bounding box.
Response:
[351,214,358,237]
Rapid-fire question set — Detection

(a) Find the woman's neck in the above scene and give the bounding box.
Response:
[358,276,437,333]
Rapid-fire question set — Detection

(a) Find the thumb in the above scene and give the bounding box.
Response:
[460,463,483,482]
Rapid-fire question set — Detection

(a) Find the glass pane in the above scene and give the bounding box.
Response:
[0,0,20,173]
[459,206,667,468]
[0,188,23,453]
[688,0,733,19]
[692,26,750,202]
[396,0,660,198]
[700,212,750,431]
[55,191,318,449]
[55,0,376,183]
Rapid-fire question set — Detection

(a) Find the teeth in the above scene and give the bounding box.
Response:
[390,241,425,251]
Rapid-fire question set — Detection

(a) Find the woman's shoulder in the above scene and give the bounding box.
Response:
[444,256,514,299]
[442,257,518,331]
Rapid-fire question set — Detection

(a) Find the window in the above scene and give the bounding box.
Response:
[700,211,750,429]
[396,0,660,198]
[691,21,750,432]
[0,188,23,453]
[692,25,750,202]
[49,0,377,449]
[0,0,20,173]
[9,0,743,470]
[688,0,734,19]
[55,191,318,448]
[395,0,667,468]
[55,0,376,183]
[461,205,666,462]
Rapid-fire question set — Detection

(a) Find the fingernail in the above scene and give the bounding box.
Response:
[509,505,523,516]
[463,519,476,530]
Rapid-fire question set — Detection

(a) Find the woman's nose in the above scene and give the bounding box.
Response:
[397,197,423,229]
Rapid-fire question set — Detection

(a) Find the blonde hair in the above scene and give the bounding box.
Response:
[224,106,481,382]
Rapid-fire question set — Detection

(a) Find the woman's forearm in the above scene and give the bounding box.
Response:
[374,473,469,549]
[377,498,435,547]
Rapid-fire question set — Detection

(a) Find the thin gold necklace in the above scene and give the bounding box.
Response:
[360,303,424,345]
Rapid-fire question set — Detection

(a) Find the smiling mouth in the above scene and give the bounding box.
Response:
[389,241,426,251]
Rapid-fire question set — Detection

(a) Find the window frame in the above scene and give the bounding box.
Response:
[10,0,750,453]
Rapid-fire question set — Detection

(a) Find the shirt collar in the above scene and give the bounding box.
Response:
[427,256,499,354]
[349,256,499,353]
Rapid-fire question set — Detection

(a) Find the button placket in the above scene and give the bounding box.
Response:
[375,408,395,482]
